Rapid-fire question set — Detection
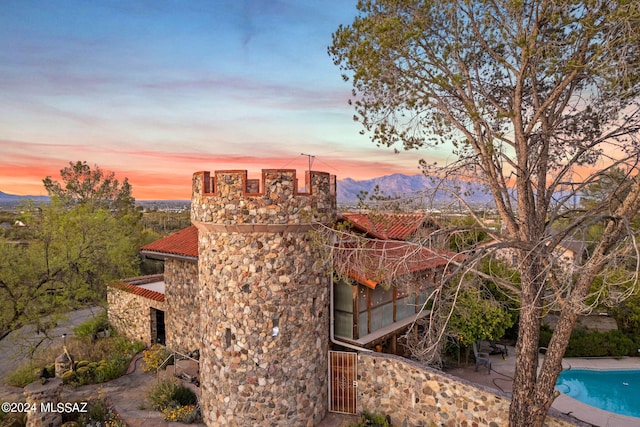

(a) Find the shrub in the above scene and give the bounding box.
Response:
[542,327,636,357]
[150,380,200,424]
[94,358,125,383]
[61,398,126,427]
[5,364,40,387]
[0,408,26,427]
[73,311,110,342]
[143,344,171,372]
[148,379,180,411]
[161,404,199,423]
[173,385,198,406]
[6,335,143,387]
[566,329,636,357]
[348,411,391,427]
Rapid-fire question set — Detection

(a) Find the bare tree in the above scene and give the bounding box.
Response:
[330,0,640,425]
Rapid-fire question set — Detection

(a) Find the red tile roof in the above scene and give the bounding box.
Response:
[333,239,458,289]
[340,212,436,240]
[136,215,455,290]
[110,278,165,302]
[141,226,198,258]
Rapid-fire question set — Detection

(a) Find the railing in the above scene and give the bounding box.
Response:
[154,346,200,385]
[171,349,200,384]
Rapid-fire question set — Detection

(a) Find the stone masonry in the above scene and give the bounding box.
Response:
[164,258,200,353]
[23,378,63,427]
[357,352,579,427]
[107,277,166,346]
[192,169,336,427]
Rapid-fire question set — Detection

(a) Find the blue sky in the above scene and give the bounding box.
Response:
[0,0,442,199]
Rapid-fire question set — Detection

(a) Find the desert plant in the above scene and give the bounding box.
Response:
[5,364,40,387]
[0,407,27,427]
[349,411,391,427]
[73,312,110,342]
[161,404,200,423]
[4,334,143,387]
[148,379,180,411]
[148,378,198,412]
[60,397,126,427]
[142,344,171,372]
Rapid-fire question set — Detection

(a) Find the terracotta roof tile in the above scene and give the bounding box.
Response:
[110,280,165,302]
[333,239,459,289]
[141,226,198,258]
[136,215,455,290]
[340,212,435,240]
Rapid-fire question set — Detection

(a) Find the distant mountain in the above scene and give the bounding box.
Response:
[336,174,495,207]
[0,191,49,205]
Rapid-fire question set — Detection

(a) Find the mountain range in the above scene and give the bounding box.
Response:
[336,174,495,207]
[0,173,496,208]
[0,190,48,202]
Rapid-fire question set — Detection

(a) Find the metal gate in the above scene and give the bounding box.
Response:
[328,351,358,414]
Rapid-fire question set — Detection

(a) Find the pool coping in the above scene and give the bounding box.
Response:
[552,357,640,427]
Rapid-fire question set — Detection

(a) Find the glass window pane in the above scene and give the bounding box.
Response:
[358,286,369,313]
[334,280,354,313]
[396,297,416,320]
[335,311,353,339]
[370,306,383,332]
[359,311,368,336]
[371,286,393,307]
[381,303,394,328]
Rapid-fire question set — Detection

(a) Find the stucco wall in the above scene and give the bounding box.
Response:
[357,352,580,427]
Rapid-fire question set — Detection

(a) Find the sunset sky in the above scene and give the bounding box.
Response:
[0,0,449,200]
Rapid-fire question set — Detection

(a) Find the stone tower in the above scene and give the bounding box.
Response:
[191,169,336,426]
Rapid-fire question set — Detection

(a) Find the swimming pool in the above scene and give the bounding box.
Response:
[556,369,640,418]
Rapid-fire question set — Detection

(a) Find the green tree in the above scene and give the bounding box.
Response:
[43,160,135,213]
[447,287,512,347]
[35,199,141,301]
[0,164,141,339]
[330,1,640,425]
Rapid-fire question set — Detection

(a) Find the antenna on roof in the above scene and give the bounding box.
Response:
[300,153,315,172]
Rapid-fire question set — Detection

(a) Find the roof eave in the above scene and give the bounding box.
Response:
[141,250,198,263]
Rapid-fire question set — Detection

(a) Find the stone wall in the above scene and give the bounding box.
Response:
[191,169,336,226]
[164,259,200,353]
[23,378,63,427]
[107,281,166,346]
[192,169,336,427]
[357,352,579,427]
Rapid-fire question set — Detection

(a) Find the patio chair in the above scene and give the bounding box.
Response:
[473,341,492,374]
[488,341,508,359]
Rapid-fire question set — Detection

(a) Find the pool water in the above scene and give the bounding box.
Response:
[556,369,640,418]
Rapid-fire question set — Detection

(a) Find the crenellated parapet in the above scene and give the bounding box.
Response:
[191,169,336,227]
